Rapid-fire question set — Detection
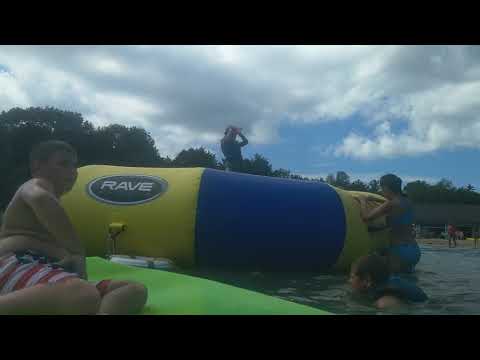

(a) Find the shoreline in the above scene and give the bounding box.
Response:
[417,238,478,249]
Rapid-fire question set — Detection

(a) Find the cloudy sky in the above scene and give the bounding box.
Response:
[1,45,480,187]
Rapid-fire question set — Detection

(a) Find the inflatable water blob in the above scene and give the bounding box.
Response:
[63,166,389,272]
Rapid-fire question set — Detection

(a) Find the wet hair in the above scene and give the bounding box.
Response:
[352,254,390,285]
[380,174,403,195]
[29,140,76,170]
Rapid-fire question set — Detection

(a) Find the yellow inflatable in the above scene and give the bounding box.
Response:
[62,165,389,272]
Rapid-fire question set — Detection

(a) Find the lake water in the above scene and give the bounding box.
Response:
[188,245,480,315]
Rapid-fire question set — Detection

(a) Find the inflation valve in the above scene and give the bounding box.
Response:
[106,222,127,259]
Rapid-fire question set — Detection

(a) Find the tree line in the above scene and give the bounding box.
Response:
[1,107,479,210]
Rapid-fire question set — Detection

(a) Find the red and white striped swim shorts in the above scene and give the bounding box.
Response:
[0,252,111,296]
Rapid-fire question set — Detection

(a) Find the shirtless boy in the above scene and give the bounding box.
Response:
[0,140,147,315]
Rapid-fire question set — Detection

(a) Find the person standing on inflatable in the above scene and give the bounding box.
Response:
[356,174,421,274]
[221,126,248,172]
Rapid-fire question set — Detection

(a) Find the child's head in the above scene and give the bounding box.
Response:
[379,174,403,199]
[349,254,390,293]
[29,140,78,194]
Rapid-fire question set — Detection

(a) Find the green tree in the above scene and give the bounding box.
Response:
[349,179,369,192]
[335,171,351,188]
[290,174,312,181]
[0,107,96,208]
[242,154,273,176]
[404,181,431,202]
[0,121,13,209]
[309,177,325,183]
[326,174,336,185]
[0,107,169,208]
[92,124,164,167]
[435,178,455,191]
[368,179,380,193]
[272,168,292,178]
[173,147,220,169]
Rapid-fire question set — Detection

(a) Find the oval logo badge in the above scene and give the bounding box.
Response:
[86,175,168,205]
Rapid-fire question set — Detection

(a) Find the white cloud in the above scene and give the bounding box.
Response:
[333,46,480,159]
[0,45,479,160]
[0,71,30,109]
[91,92,162,128]
[89,57,128,76]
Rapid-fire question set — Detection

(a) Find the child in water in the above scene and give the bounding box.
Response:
[356,174,421,273]
[0,140,148,314]
[349,254,428,310]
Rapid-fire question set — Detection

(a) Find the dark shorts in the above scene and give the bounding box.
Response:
[389,243,421,273]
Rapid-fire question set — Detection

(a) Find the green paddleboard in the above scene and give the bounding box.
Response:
[87,257,331,315]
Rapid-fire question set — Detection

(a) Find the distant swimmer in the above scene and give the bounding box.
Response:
[447,223,457,248]
[221,126,248,172]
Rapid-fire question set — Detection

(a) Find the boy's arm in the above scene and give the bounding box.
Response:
[366,195,386,203]
[354,197,370,220]
[19,181,85,256]
[356,197,392,222]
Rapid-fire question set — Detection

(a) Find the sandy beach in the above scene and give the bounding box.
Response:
[417,238,479,249]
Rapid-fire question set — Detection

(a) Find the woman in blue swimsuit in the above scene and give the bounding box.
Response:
[357,174,421,273]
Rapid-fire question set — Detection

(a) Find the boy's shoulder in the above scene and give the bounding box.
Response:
[17,178,55,198]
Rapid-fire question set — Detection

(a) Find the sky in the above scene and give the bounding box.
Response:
[1,45,480,188]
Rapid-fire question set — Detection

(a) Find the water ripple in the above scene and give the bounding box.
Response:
[187,245,480,314]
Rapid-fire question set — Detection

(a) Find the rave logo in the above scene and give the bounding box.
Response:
[87,175,168,205]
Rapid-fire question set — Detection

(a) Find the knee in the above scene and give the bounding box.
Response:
[107,280,148,303]
[127,282,148,305]
[62,279,101,315]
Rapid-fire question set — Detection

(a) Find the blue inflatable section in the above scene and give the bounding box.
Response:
[195,169,346,271]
